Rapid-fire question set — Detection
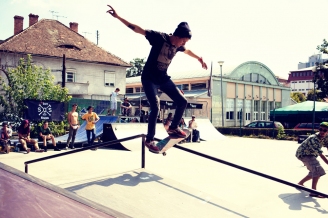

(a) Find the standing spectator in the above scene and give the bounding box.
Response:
[18,120,43,153]
[188,115,200,142]
[179,118,187,129]
[296,122,328,197]
[66,103,80,149]
[0,122,12,154]
[38,121,61,152]
[108,88,120,115]
[82,106,100,147]
[106,5,207,152]
[121,98,132,116]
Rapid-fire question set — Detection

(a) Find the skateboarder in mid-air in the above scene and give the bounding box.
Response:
[107,5,207,152]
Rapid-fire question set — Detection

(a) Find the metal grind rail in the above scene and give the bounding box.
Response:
[24,134,146,173]
[153,137,328,198]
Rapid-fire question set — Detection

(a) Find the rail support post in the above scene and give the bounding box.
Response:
[141,135,145,168]
[25,164,28,174]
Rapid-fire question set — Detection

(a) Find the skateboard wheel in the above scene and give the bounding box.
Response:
[163,152,166,156]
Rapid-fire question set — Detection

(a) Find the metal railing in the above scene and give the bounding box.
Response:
[24,134,146,173]
[154,137,328,198]
[24,133,328,198]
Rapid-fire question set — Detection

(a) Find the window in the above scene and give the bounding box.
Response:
[126,88,133,93]
[254,100,259,112]
[253,112,259,121]
[135,87,144,93]
[251,73,258,83]
[191,83,206,90]
[66,72,75,82]
[226,111,234,120]
[176,84,189,91]
[237,111,242,120]
[182,84,189,90]
[246,113,251,120]
[104,71,115,87]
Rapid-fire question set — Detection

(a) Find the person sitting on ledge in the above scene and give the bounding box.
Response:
[18,120,44,153]
[38,121,61,152]
[0,122,12,154]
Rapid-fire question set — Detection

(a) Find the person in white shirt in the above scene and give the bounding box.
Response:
[0,122,12,154]
[188,115,200,142]
[108,88,120,115]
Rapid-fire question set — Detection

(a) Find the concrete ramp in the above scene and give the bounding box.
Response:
[184,118,225,141]
[0,163,128,218]
[66,169,253,218]
[103,123,168,151]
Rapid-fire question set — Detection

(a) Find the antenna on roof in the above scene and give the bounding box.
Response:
[49,10,58,19]
[82,31,92,38]
[54,14,67,21]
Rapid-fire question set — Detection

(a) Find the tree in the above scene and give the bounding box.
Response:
[0,54,71,119]
[306,89,324,102]
[126,58,146,78]
[290,92,306,103]
[315,39,328,97]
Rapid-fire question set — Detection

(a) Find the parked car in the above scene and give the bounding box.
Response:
[244,121,284,128]
[293,123,320,130]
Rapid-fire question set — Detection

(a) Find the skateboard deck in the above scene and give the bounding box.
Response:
[155,129,190,156]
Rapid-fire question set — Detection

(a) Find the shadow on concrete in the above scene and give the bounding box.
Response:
[279,191,328,214]
[66,170,250,218]
[66,171,163,192]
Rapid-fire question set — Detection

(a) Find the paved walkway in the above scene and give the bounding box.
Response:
[1,136,328,217]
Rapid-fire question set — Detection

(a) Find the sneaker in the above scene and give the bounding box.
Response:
[167,127,187,138]
[69,146,75,149]
[64,146,68,150]
[54,147,61,151]
[145,141,160,153]
[35,149,44,153]
[25,148,31,154]
[44,148,47,152]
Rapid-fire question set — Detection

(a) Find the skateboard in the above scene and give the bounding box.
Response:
[155,129,190,156]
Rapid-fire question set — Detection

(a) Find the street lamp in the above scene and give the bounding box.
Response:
[218,61,224,127]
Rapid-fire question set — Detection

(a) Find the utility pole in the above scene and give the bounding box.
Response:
[96,30,99,45]
[62,54,66,88]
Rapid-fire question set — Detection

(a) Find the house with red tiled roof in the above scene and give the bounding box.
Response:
[0,14,130,99]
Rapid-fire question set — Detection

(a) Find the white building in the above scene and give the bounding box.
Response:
[0,14,130,100]
[288,67,315,96]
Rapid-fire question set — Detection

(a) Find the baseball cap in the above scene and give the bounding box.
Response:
[320,122,328,128]
[87,106,94,110]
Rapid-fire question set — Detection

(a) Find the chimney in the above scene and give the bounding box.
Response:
[69,22,78,33]
[14,15,24,35]
[29,13,39,26]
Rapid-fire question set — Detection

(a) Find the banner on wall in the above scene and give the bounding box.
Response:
[24,99,65,121]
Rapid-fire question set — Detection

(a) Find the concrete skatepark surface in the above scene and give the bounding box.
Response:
[1,126,328,217]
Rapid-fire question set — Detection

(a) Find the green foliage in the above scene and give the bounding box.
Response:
[126,57,146,78]
[276,126,286,140]
[290,92,306,103]
[306,89,324,102]
[0,54,71,118]
[30,121,66,138]
[317,39,328,54]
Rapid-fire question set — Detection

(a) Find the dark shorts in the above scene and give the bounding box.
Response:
[298,156,326,178]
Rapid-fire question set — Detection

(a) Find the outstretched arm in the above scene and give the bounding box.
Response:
[107,5,146,36]
[184,49,208,70]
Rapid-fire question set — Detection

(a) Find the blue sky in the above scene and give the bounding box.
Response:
[1,0,328,78]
